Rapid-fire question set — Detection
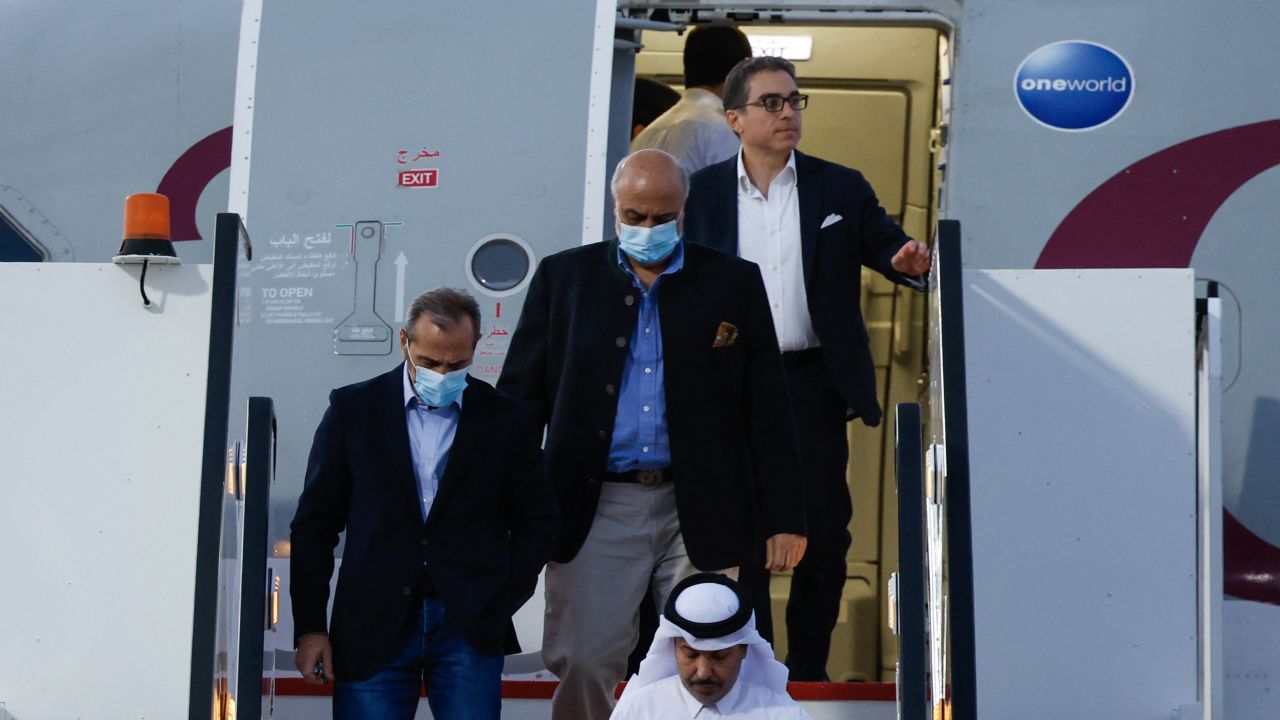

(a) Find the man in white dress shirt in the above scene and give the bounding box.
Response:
[613,573,811,720]
[683,55,932,680]
[631,24,753,175]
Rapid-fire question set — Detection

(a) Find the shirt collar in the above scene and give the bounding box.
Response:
[402,361,464,411]
[736,148,797,198]
[615,239,686,286]
[676,679,708,718]
[714,675,747,714]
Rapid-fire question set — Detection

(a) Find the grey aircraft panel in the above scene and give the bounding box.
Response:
[0,0,237,264]
[230,0,603,549]
[945,0,1280,558]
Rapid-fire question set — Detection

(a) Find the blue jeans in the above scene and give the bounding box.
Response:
[333,596,503,720]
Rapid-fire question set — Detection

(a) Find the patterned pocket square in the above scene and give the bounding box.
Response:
[712,321,739,348]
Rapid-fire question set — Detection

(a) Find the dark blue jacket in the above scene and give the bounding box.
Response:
[684,151,921,426]
[290,369,557,680]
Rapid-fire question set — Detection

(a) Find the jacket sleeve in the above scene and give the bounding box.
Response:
[496,259,552,433]
[850,170,924,289]
[741,263,807,538]
[682,170,711,248]
[499,408,559,614]
[289,391,350,644]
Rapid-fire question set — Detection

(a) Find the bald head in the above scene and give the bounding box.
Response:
[611,149,689,204]
[611,149,688,237]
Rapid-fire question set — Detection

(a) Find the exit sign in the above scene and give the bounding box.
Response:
[398,169,439,188]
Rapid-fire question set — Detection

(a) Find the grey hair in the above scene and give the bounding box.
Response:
[404,287,481,342]
[610,149,690,202]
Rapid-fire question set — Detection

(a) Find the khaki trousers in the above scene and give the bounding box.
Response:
[542,481,720,720]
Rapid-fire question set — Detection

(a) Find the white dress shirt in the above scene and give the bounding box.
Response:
[402,363,462,522]
[736,150,819,352]
[631,87,741,176]
[611,675,812,720]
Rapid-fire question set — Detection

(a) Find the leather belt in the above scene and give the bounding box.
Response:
[603,468,671,486]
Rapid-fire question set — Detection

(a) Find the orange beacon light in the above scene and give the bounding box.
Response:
[113,193,179,306]
[114,192,178,264]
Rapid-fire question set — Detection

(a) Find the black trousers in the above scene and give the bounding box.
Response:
[742,349,852,681]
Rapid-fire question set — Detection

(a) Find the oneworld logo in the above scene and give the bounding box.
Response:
[1014,41,1134,131]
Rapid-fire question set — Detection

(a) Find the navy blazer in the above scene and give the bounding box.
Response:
[290,368,557,681]
[684,151,921,427]
[497,240,805,570]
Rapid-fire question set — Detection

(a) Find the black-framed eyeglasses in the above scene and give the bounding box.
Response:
[731,93,809,113]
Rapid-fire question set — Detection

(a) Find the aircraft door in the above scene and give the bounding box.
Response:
[229,0,612,669]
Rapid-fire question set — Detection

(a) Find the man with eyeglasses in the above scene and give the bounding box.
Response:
[683,55,932,681]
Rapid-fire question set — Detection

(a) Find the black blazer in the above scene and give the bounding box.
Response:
[684,151,921,427]
[290,368,557,681]
[497,240,805,570]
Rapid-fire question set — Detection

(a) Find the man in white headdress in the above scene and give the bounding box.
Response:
[613,573,812,719]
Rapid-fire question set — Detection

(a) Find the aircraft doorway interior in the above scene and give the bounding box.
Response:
[619,8,953,683]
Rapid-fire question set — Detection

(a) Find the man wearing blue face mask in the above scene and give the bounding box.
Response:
[499,149,807,720]
[290,287,558,720]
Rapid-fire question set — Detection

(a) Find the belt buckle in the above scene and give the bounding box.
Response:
[636,469,664,487]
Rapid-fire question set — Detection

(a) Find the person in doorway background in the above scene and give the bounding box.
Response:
[631,24,754,175]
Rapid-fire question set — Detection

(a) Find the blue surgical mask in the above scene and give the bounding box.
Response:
[618,218,681,264]
[410,362,468,408]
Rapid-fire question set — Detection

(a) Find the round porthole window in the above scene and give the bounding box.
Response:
[465,233,535,297]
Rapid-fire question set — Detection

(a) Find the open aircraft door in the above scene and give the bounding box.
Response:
[227,0,616,680]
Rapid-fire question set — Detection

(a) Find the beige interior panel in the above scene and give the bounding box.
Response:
[849,358,890,561]
[799,89,907,215]
[635,31,683,76]
[864,279,898,361]
[902,203,930,246]
[847,417,884,562]
[638,26,938,81]
[768,570,881,681]
[864,272,897,368]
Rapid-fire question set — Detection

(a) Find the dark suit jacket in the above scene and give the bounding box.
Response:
[290,368,557,681]
[497,240,805,570]
[684,150,921,427]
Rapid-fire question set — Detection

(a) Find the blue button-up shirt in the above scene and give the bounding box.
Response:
[607,242,685,472]
[403,362,463,522]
